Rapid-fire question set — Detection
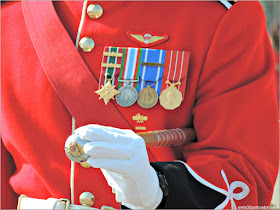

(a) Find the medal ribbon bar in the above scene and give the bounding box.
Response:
[137,49,166,95]
[99,46,123,87]
[160,50,190,99]
[118,47,142,89]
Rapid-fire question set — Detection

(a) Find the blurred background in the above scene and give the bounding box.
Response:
[260,1,279,208]
[261,1,279,100]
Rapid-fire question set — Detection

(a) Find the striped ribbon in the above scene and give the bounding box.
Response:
[118,47,143,89]
[137,48,166,95]
[161,50,190,98]
[99,46,123,87]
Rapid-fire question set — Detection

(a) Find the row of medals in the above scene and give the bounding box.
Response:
[97,79,183,110]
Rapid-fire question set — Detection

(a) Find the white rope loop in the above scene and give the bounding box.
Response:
[215,170,250,209]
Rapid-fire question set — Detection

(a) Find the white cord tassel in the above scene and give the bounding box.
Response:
[71,0,88,204]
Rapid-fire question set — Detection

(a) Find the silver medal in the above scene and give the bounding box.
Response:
[116,85,138,107]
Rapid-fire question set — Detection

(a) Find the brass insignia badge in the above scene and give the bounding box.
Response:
[133,113,148,123]
[95,80,120,105]
[126,32,169,48]
[135,126,147,131]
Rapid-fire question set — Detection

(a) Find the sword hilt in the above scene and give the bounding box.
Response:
[138,128,196,148]
[65,128,196,163]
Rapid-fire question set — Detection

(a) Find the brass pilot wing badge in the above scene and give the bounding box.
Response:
[126,32,169,48]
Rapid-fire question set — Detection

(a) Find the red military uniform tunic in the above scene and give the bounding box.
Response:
[1,1,279,209]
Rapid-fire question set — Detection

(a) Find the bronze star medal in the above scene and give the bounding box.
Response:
[95,80,120,105]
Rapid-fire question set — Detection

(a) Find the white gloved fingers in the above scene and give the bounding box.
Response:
[87,157,129,176]
[75,124,116,142]
[75,124,141,144]
[84,141,130,160]
[75,124,125,134]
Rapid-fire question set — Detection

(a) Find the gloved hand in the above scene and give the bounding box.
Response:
[74,124,163,209]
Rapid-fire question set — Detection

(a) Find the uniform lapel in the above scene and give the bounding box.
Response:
[21,1,131,128]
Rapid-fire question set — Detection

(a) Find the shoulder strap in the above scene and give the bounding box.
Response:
[21,1,131,129]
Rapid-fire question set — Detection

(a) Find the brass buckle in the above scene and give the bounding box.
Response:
[118,79,139,83]
[17,194,27,210]
[141,62,164,67]
[59,198,70,210]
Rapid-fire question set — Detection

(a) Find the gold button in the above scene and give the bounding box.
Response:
[79,192,95,207]
[80,161,91,168]
[79,37,95,52]
[87,4,103,19]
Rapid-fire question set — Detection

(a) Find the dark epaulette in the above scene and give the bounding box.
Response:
[219,0,238,10]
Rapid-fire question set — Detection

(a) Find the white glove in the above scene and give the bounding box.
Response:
[75,124,163,209]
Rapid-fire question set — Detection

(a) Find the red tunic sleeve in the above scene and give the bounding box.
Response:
[183,1,278,207]
[136,2,278,209]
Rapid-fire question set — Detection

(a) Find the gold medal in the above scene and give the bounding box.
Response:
[137,82,158,109]
[159,80,182,110]
[95,79,120,105]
